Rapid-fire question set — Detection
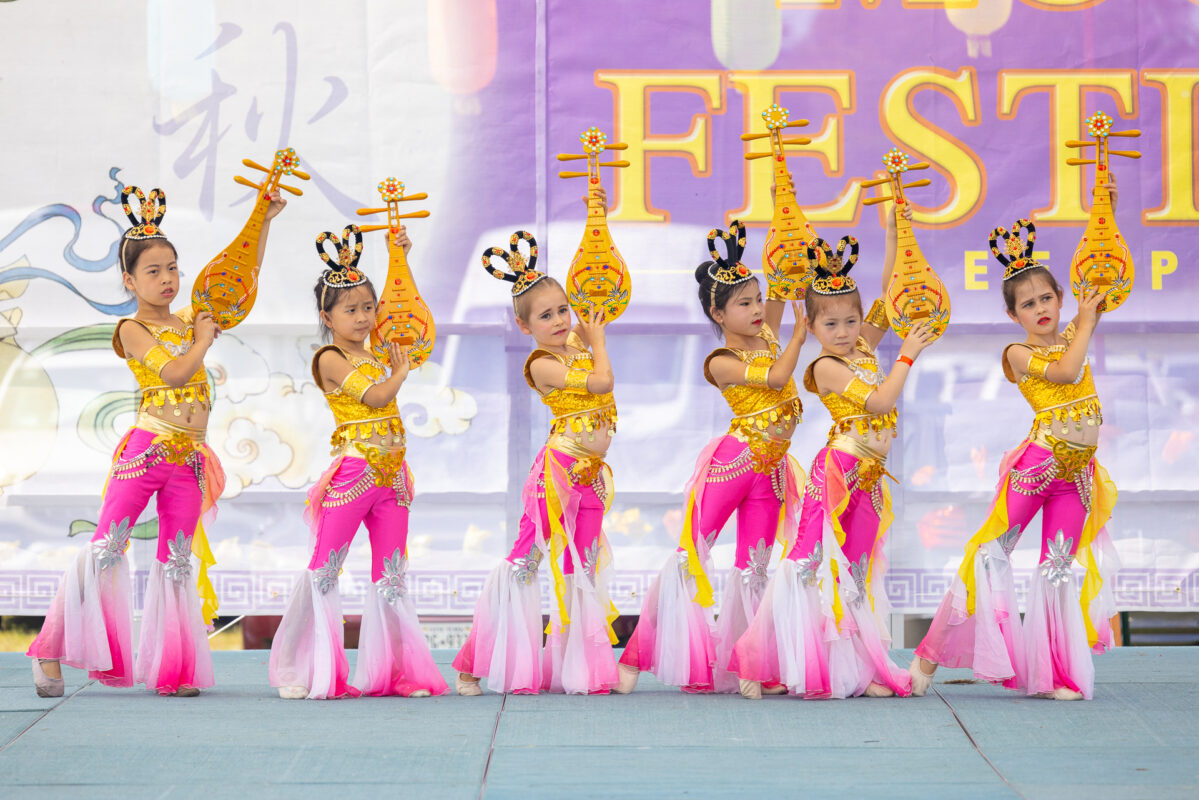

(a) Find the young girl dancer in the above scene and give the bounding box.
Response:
[269,226,447,700]
[616,222,806,694]
[453,230,620,696]
[734,208,935,700]
[911,216,1118,701]
[28,185,286,697]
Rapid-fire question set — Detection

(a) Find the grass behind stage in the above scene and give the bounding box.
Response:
[0,648,1196,798]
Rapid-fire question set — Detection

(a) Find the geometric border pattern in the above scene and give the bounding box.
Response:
[3,567,1197,615]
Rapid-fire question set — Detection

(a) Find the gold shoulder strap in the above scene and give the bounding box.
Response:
[1001,343,1034,384]
[311,344,350,388]
[111,317,154,359]
[803,353,852,394]
[523,348,567,391]
[702,347,743,387]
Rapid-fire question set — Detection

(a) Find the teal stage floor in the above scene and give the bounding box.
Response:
[0,648,1195,799]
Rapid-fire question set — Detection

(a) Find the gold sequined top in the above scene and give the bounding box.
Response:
[312,345,406,454]
[704,323,803,440]
[1002,323,1103,436]
[803,337,898,442]
[523,332,618,437]
[111,306,211,418]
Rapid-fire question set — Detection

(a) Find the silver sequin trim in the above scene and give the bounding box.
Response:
[93,517,133,571]
[312,543,350,595]
[770,463,787,503]
[706,449,753,484]
[163,531,193,583]
[870,483,884,515]
[512,544,543,585]
[997,524,1021,556]
[375,548,408,603]
[982,525,1022,573]
[581,540,601,581]
[1008,453,1059,496]
[741,540,770,591]
[848,553,870,607]
[795,541,822,588]
[1040,531,1075,587]
[1075,465,1094,515]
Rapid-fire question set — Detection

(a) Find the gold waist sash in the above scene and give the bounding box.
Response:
[827,434,894,493]
[827,433,888,464]
[731,429,792,473]
[546,434,610,485]
[344,441,407,489]
[546,432,608,460]
[1028,432,1096,482]
[335,439,407,458]
[134,412,207,445]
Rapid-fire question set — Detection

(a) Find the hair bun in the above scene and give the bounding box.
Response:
[694,262,714,285]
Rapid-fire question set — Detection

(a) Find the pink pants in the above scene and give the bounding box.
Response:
[621,435,788,691]
[790,448,881,568]
[269,455,447,699]
[776,446,910,696]
[916,441,1097,695]
[306,459,411,582]
[503,471,605,576]
[28,427,216,693]
[453,446,619,695]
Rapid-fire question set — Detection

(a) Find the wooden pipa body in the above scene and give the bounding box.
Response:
[359,178,436,367]
[191,148,308,329]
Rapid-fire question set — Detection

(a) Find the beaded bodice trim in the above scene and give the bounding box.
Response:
[704,323,803,439]
[112,307,211,418]
[312,345,405,455]
[803,337,897,441]
[1002,323,1103,436]
[523,331,618,437]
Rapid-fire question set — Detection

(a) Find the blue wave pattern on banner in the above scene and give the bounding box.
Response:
[0,167,134,316]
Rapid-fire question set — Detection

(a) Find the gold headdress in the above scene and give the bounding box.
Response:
[482,230,545,296]
[121,186,167,241]
[989,218,1044,281]
[704,220,754,310]
[119,185,169,272]
[315,225,368,309]
[807,236,859,295]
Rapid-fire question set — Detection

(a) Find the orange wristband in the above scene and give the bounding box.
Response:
[896,355,914,367]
